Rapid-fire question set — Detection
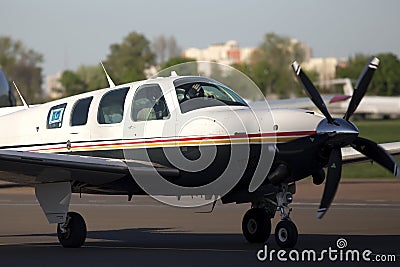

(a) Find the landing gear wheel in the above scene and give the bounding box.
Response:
[57,211,87,248]
[242,208,271,243]
[275,220,298,248]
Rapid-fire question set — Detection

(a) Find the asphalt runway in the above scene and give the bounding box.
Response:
[0,179,399,266]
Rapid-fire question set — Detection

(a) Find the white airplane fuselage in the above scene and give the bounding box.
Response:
[0,76,325,192]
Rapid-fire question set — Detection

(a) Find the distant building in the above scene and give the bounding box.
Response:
[303,57,348,82]
[183,40,255,65]
[46,72,63,99]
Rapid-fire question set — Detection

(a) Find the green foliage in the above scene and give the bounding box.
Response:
[0,36,43,103]
[336,53,400,96]
[75,65,107,91]
[105,32,155,84]
[234,33,308,98]
[57,65,108,98]
[58,70,86,97]
[57,32,154,98]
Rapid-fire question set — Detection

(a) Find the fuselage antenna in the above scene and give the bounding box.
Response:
[100,62,116,88]
[12,81,29,109]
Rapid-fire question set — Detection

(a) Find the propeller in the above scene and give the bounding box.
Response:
[292,62,336,124]
[317,148,342,219]
[292,56,400,219]
[344,57,380,121]
[351,137,400,178]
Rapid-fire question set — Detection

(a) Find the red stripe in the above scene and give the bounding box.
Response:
[29,130,316,152]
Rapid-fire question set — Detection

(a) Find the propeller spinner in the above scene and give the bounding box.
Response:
[292,57,400,219]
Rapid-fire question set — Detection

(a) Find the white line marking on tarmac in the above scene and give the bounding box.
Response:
[293,202,400,207]
[0,243,250,252]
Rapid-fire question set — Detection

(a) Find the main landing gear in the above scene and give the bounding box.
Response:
[242,183,299,248]
[57,211,87,248]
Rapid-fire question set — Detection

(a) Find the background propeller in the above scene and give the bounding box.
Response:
[292,56,400,219]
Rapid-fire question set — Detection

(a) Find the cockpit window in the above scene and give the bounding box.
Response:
[173,77,247,113]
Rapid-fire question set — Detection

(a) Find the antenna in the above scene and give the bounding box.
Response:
[12,81,29,109]
[100,62,115,88]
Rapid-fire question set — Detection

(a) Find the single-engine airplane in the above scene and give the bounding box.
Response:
[0,57,399,249]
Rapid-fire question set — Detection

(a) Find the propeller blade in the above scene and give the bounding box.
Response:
[351,137,400,177]
[317,148,342,219]
[344,57,380,120]
[292,62,335,124]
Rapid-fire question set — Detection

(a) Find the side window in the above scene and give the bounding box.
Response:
[131,84,170,121]
[47,103,67,129]
[97,87,129,124]
[71,97,93,126]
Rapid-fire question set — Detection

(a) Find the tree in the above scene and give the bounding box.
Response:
[76,65,107,91]
[336,53,400,96]
[243,33,309,98]
[105,32,155,83]
[58,70,86,97]
[166,36,181,61]
[56,64,108,98]
[151,35,167,64]
[0,36,43,103]
[151,35,181,65]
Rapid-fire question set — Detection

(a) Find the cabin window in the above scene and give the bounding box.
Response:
[71,97,93,126]
[97,87,129,124]
[47,103,67,129]
[131,84,170,121]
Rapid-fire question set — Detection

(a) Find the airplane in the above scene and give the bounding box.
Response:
[0,57,399,249]
[318,78,400,119]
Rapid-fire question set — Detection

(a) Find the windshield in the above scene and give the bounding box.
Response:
[174,77,247,113]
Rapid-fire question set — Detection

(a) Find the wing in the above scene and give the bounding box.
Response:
[0,149,179,194]
[342,142,400,164]
[251,95,350,109]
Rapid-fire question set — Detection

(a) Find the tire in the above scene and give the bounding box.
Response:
[57,211,87,248]
[242,208,271,243]
[274,220,298,248]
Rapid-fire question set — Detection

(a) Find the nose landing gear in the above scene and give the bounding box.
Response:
[275,219,298,248]
[242,183,298,248]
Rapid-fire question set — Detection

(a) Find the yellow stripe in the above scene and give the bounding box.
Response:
[33,136,304,153]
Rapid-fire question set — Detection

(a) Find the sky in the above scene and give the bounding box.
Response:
[1,0,399,78]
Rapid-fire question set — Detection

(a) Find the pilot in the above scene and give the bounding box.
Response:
[185,83,204,99]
